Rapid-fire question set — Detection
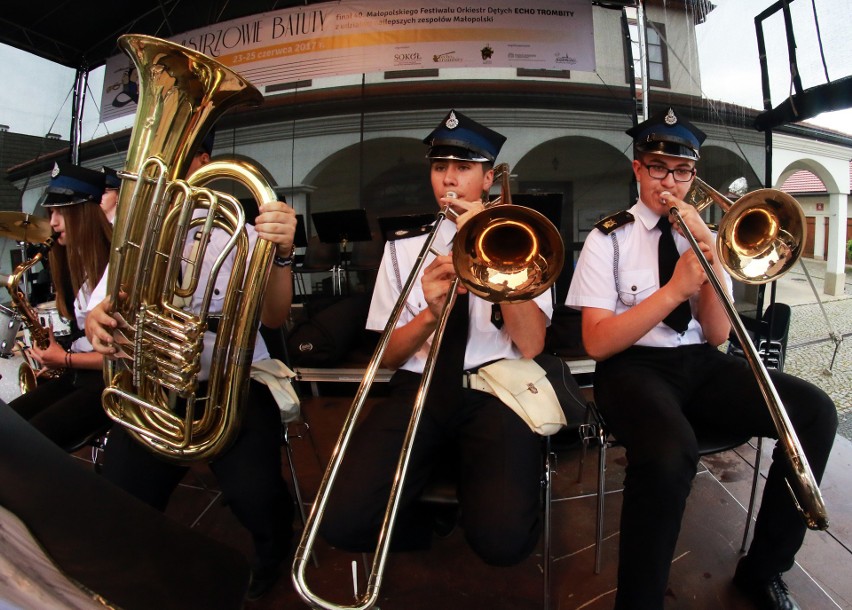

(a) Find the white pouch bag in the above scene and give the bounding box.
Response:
[476,358,567,436]
[249,358,301,423]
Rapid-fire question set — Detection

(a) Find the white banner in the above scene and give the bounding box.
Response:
[100,0,594,122]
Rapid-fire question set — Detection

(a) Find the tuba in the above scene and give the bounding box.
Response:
[292,164,564,610]
[5,235,64,393]
[101,34,278,462]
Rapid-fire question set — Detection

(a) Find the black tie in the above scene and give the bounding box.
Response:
[428,291,469,412]
[656,215,691,333]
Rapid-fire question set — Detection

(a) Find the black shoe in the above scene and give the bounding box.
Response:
[246,565,281,601]
[734,567,801,610]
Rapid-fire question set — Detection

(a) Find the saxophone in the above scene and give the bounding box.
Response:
[4,235,64,393]
[101,34,278,462]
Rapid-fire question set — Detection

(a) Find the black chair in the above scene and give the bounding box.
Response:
[727,302,792,372]
[582,401,762,574]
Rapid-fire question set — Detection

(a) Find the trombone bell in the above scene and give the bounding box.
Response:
[454,205,565,303]
[716,189,805,285]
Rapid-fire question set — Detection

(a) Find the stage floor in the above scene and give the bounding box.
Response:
[60,384,852,610]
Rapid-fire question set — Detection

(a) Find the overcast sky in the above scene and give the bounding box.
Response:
[1,0,849,142]
[695,0,851,135]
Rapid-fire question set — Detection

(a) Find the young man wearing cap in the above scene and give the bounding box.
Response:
[8,161,113,451]
[566,108,837,609]
[320,110,552,567]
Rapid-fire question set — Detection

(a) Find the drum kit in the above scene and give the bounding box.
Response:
[0,211,69,399]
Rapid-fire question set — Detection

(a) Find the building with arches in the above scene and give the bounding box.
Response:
[6,1,851,299]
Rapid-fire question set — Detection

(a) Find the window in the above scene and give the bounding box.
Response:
[625,18,671,89]
[644,24,669,86]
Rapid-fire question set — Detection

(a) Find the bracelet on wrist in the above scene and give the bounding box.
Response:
[272,245,295,268]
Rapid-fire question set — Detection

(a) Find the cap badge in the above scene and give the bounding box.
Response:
[51,162,60,178]
[445,111,459,130]
[664,108,677,126]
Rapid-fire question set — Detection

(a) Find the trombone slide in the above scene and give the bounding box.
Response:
[669,206,828,530]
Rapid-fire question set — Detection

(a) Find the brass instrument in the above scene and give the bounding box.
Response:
[292,164,564,610]
[674,176,828,530]
[101,34,278,462]
[4,235,63,393]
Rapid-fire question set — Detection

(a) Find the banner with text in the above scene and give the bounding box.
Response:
[100,0,594,122]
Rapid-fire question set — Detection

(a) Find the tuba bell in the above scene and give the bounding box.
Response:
[101,34,279,462]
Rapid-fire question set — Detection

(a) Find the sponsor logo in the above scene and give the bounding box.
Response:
[480,44,494,61]
[394,51,422,66]
[432,51,462,63]
[554,53,577,65]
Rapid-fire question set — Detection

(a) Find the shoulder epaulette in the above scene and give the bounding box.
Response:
[385,224,434,241]
[595,211,634,235]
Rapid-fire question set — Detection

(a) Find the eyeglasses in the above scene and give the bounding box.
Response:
[641,162,696,183]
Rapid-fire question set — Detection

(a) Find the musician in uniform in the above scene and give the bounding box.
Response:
[100,166,120,223]
[85,132,298,601]
[320,109,552,566]
[565,108,837,610]
[7,161,113,451]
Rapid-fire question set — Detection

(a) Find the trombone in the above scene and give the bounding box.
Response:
[292,163,564,610]
[673,177,828,530]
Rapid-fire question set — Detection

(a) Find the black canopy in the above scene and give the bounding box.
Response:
[1,0,325,69]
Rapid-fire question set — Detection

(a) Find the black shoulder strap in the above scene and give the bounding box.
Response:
[595,210,634,235]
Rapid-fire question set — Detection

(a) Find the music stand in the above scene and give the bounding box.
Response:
[311,209,373,294]
[378,213,437,243]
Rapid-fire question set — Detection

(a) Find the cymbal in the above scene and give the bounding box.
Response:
[0,212,52,244]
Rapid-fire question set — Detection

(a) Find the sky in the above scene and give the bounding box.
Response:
[695,0,852,135]
[0,0,850,142]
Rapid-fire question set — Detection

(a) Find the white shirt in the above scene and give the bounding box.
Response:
[88,211,269,380]
[565,200,733,348]
[367,218,553,373]
[71,280,96,353]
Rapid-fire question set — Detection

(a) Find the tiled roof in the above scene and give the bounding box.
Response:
[781,171,826,193]
[0,130,69,211]
[780,160,852,194]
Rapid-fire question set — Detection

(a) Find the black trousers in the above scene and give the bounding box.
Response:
[594,344,837,610]
[320,370,543,567]
[101,380,294,572]
[9,369,110,452]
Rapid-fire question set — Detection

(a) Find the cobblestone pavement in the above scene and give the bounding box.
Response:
[772,259,852,441]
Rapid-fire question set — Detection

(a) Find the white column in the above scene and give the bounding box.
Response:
[824,191,848,296]
[813,214,825,261]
